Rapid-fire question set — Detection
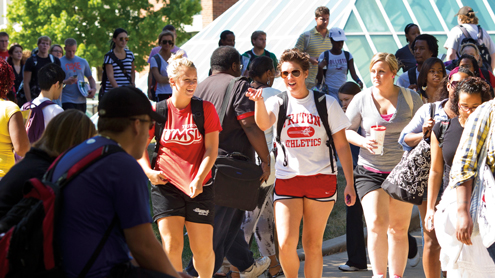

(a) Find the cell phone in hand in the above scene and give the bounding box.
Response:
[346,194,351,205]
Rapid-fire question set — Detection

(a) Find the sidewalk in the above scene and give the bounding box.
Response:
[297,230,426,278]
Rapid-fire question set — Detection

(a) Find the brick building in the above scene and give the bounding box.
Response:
[201,0,239,28]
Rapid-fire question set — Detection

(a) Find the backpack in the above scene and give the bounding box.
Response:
[458,25,493,71]
[0,143,124,278]
[274,90,337,172]
[245,50,272,71]
[21,100,55,143]
[148,54,162,101]
[150,97,205,169]
[323,50,351,75]
[407,66,418,86]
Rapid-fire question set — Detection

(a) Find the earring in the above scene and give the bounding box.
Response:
[267,80,270,85]
[422,85,427,91]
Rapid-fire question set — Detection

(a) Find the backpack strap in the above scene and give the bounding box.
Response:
[49,54,54,63]
[459,25,472,40]
[190,96,205,136]
[219,77,248,125]
[150,100,168,170]
[344,51,350,74]
[407,66,417,86]
[153,54,162,71]
[77,215,118,278]
[313,90,337,172]
[401,87,414,114]
[275,91,289,167]
[108,51,132,83]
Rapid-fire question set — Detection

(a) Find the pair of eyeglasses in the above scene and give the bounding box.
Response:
[119,37,130,42]
[450,80,460,88]
[129,118,155,130]
[161,40,174,45]
[281,70,301,79]
[458,104,478,113]
[52,50,62,53]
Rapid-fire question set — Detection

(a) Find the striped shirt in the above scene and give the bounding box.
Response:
[295,27,332,89]
[450,100,495,188]
[103,49,134,93]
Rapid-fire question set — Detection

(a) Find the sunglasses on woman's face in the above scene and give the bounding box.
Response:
[450,80,460,88]
[161,40,174,45]
[119,37,130,42]
[280,70,301,79]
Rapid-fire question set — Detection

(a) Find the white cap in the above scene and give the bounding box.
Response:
[328,27,347,41]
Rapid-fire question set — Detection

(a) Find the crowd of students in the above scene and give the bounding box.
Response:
[0,4,494,278]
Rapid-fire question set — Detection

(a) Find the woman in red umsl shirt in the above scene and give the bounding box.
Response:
[138,52,221,278]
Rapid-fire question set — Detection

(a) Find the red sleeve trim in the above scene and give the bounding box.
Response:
[236,111,255,120]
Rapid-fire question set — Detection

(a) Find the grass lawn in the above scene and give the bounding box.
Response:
[148,166,351,267]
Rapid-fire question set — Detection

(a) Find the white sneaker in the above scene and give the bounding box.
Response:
[407,250,420,267]
[240,257,271,278]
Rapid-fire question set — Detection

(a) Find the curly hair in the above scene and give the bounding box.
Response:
[249,56,273,79]
[451,77,491,115]
[277,48,310,73]
[458,14,478,25]
[0,59,14,99]
[412,34,439,58]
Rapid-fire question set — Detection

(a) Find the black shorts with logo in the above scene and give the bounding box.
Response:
[151,181,214,225]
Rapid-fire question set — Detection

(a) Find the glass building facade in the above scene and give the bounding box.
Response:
[181,0,495,89]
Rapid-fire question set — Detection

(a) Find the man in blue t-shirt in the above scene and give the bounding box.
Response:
[53,86,178,278]
[60,38,97,112]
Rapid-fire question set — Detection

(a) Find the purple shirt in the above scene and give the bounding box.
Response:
[147,46,187,63]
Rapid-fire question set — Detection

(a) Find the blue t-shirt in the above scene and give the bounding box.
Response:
[54,136,152,278]
[60,56,92,104]
[149,54,172,96]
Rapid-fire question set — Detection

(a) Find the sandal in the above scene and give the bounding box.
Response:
[266,264,284,278]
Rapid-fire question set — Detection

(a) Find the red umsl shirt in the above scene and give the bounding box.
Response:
[150,99,222,195]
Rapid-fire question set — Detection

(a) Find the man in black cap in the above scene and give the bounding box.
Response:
[52,87,180,278]
[444,6,495,72]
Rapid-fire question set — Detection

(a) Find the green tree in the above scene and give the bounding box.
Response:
[5,0,201,72]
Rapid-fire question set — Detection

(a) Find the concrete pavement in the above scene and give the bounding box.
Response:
[296,230,426,278]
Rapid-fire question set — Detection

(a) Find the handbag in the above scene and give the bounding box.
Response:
[381,103,436,205]
[213,77,263,211]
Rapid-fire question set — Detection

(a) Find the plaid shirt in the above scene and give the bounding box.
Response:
[450,100,495,188]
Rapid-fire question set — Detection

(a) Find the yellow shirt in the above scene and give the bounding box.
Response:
[295,27,332,89]
[0,99,21,177]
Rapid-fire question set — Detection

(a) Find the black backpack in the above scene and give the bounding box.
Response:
[0,144,124,278]
[148,54,163,101]
[323,50,351,74]
[407,66,417,86]
[150,97,205,169]
[274,90,337,172]
[459,25,493,71]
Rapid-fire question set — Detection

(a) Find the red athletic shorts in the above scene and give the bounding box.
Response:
[274,174,337,202]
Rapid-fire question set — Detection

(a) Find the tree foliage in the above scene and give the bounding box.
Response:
[5,0,201,71]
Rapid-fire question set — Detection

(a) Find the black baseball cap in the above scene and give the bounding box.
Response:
[99,86,166,122]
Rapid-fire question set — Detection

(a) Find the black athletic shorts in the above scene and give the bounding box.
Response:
[354,165,389,200]
[151,181,214,225]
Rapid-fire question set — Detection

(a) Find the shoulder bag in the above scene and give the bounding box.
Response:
[213,77,263,211]
[381,103,436,205]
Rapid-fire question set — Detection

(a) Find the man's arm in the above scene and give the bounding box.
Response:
[490,52,495,74]
[124,223,180,278]
[23,71,32,101]
[239,116,270,182]
[87,76,97,98]
[446,48,457,61]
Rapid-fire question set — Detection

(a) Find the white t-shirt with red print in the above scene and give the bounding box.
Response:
[265,90,350,179]
[150,99,222,195]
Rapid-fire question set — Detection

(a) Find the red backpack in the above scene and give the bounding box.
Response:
[0,144,124,278]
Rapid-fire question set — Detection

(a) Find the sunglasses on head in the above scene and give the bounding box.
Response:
[280,70,301,79]
[119,37,130,42]
[161,40,174,45]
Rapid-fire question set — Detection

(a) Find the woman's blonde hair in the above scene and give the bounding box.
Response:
[369,52,399,75]
[33,110,96,157]
[167,51,196,79]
